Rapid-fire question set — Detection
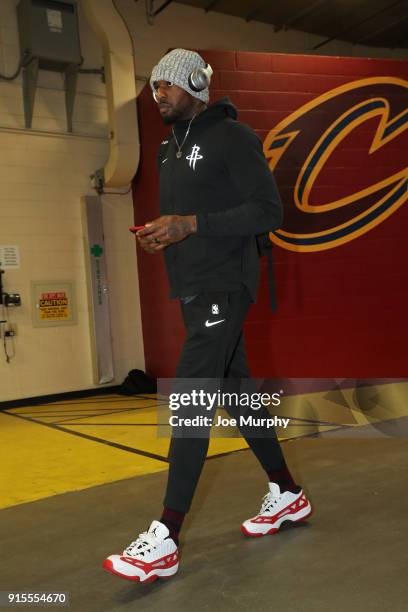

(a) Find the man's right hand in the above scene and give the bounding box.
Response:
[136,232,166,254]
[134,214,197,253]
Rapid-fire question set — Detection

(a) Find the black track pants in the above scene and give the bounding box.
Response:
[164,287,288,513]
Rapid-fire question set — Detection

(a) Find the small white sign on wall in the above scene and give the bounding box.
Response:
[0,246,20,269]
[47,9,63,33]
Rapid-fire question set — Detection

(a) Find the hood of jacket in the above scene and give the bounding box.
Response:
[173,97,237,130]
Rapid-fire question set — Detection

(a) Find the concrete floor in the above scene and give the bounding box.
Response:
[1,436,407,612]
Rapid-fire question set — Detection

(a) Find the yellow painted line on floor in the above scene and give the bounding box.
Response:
[58,401,250,455]
[60,423,249,457]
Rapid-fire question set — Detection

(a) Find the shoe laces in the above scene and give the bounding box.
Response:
[123,531,160,557]
[260,490,281,514]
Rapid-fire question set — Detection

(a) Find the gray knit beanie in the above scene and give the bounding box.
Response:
[150,48,209,103]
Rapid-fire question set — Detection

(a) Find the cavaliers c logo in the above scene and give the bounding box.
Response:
[264,77,408,252]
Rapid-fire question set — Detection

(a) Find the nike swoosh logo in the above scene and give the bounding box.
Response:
[205,319,225,327]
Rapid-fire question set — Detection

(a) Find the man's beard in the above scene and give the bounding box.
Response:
[159,102,194,125]
[162,114,176,125]
[161,108,183,125]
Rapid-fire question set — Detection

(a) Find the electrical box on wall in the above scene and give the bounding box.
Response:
[16,0,82,131]
[17,0,81,70]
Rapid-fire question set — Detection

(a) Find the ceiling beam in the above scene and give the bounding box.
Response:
[390,32,408,49]
[204,0,221,12]
[245,3,268,23]
[145,0,174,23]
[154,0,174,16]
[312,0,405,50]
[276,0,332,33]
[354,12,408,44]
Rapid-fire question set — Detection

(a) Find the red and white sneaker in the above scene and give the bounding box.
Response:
[103,520,179,583]
[241,482,313,537]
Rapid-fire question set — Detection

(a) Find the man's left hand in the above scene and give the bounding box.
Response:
[137,215,197,250]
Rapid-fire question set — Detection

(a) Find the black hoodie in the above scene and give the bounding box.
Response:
[157,97,283,300]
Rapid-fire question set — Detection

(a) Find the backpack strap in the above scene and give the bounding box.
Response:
[265,246,277,311]
[256,233,277,312]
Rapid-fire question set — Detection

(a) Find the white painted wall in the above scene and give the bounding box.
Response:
[0,0,144,401]
[0,0,405,401]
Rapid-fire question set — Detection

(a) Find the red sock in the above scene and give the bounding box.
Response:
[266,467,301,494]
[160,507,185,545]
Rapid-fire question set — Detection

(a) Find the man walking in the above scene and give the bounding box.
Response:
[103,49,312,583]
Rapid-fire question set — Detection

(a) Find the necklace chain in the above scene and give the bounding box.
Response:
[172,114,196,159]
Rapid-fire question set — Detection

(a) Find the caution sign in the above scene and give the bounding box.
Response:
[32,281,76,328]
[39,291,70,321]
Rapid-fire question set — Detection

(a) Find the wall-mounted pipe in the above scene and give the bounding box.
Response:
[81,0,139,187]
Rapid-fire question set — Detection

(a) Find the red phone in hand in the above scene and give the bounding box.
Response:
[129,225,145,233]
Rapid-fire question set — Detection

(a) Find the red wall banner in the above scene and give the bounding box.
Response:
[133,51,408,378]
